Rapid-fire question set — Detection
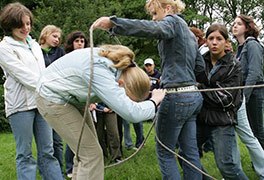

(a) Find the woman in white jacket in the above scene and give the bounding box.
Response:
[0,2,63,180]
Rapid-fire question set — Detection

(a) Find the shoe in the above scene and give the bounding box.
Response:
[114,158,122,163]
[67,173,73,179]
[132,147,138,151]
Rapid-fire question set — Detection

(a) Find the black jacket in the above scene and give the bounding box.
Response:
[42,47,65,67]
[198,52,242,126]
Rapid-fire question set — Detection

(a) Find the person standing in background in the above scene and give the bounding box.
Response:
[144,58,161,92]
[90,102,122,163]
[38,24,65,174]
[190,27,209,55]
[0,2,62,180]
[63,30,88,179]
[232,14,264,149]
[197,23,248,180]
[232,14,264,178]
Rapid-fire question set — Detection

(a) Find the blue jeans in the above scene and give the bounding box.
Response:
[236,96,264,179]
[246,88,264,149]
[9,109,63,180]
[211,126,248,180]
[156,92,203,180]
[65,144,74,175]
[53,130,63,173]
[123,120,144,148]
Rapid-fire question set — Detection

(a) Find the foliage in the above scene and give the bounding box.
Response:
[0,85,10,132]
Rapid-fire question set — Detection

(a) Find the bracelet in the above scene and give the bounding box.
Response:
[149,99,157,112]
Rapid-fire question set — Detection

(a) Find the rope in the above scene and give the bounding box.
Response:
[105,118,156,169]
[75,27,95,162]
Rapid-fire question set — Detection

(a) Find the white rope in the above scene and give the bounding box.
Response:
[75,27,95,162]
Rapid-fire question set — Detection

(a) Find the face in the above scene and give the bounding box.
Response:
[232,17,247,38]
[12,15,31,43]
[149,4,168,21]
[73,37,85,50]
[144,63,154,74]
[206,30,227,58]
[45,32,61,47]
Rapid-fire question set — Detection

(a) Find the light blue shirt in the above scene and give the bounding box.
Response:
[36,48,155,122]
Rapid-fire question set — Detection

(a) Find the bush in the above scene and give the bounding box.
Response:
[0,84,10,132]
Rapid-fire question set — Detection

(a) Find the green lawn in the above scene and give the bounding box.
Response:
[0,122,259,180]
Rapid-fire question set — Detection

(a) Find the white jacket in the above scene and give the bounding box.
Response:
[0,36,45,117]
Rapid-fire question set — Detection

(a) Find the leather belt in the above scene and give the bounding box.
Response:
[166,85,198,93]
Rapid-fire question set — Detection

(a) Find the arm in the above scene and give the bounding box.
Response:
[243,41,263,101]
[194,51,206,84]
[92,15,180,39]
[0,46,40,90]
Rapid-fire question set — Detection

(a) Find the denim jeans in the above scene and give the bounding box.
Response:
[211,126,248,180]
[65,144,74,175]
[156,92,203,180]
[236,96,264,179]
[246,88,264,149]
[9,109,63,180]
[53,129,63,173]
[123,120,144,149]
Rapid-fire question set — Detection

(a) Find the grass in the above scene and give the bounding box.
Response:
[0,122,259,180]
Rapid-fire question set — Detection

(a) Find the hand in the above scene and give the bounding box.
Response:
[90,17,114,30]
[89,103,96,111]
[150,89,166,106]
[103,107,112,113]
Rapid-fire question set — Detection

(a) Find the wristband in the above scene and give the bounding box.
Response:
[149,99,157,112]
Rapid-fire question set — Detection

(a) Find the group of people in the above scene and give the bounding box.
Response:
[1,0,264,180]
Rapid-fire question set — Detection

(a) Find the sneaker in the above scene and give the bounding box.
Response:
[67,173,73,179]
[114,158,122,163]
[132,147,138,151]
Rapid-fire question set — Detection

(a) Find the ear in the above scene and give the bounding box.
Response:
[118,79,124,87]
[165,5,171,12]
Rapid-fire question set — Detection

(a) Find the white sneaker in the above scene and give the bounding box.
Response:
[67,173,73,178]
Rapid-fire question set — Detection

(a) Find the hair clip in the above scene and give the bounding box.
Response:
[128,61,136,68]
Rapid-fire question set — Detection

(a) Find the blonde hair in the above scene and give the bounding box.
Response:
[38,25,62,45]
[98,44,135,70]
[120,67,151,102]
[145,0,185,14]
[99,44,150,101]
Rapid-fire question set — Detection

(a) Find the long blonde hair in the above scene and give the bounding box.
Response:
[145,0,185,14]
[99,44,150,101]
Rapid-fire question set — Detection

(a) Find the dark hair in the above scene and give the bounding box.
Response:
[64,31,88,53]
[236,14,259,39]
[190,26,206,47]
[205,23,229,40]
[0,2,33,36]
